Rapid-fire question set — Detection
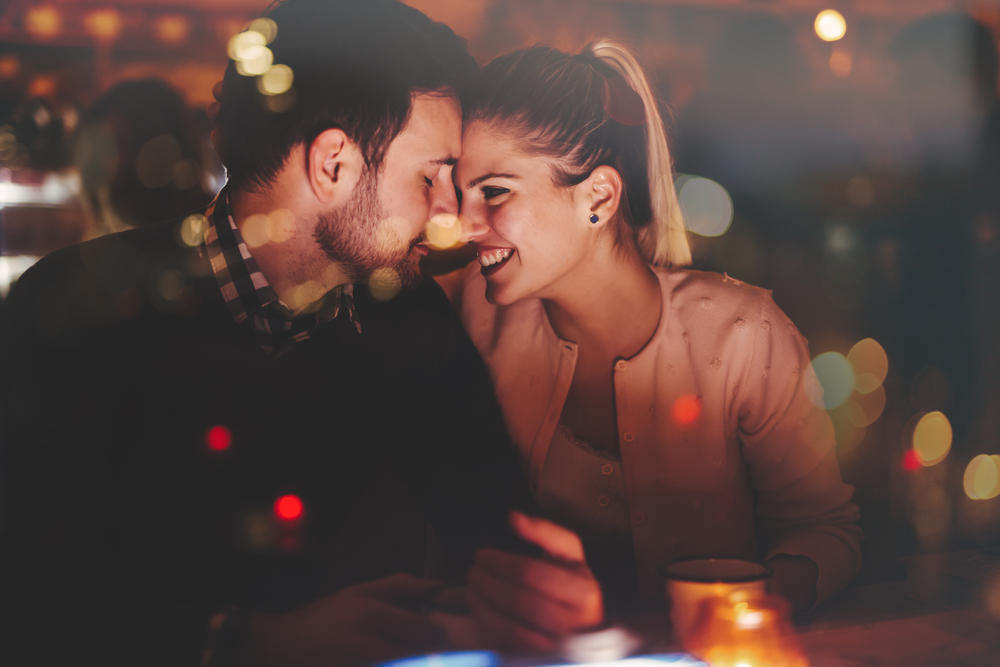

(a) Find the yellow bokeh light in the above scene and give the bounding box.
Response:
[288,280,326,314]
[242,213,271,249]
[84,9,123,43]
[913,411,952,467]
[237,46,274,77]
[815,10,847,42]
[426,213,462,249]
[26,6,61,39]
[247,18,278,44]
[229,30,266,61]
[258,64,294,96]
[154,15,190,45]
[157,269,185,302]
[807,352,855,409]
[179,214,208,247]
[847,338,888,394]
[369,267,402,302]
[964,455,1000,500]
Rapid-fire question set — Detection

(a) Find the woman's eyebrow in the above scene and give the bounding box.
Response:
[465,172,519,189]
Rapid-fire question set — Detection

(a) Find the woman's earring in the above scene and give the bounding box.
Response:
[590,214,600,224]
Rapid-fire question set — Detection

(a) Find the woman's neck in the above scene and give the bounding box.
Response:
[542,248,662,360]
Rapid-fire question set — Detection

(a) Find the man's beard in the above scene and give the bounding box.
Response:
[313,165,423,291]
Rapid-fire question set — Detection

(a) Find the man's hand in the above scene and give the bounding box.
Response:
[467,511,604,653]
[246,573,446,667]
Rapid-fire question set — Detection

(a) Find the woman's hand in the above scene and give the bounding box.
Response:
[467,511,604,653]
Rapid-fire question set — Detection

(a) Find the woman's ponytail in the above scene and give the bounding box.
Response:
[590,41,691,267]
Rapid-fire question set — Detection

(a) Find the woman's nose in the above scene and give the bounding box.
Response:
[458,209,489,244]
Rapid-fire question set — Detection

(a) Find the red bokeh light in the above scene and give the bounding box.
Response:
[274,494,303,522]
[902,449,922,472]
[673,394,702,425]
[205,425,232,451]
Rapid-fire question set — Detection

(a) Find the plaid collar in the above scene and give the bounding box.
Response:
[202,188,361,357]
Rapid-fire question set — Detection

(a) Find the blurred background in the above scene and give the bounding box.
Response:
[1,0,999,586]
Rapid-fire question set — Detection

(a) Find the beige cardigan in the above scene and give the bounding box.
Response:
[439,265,862,605]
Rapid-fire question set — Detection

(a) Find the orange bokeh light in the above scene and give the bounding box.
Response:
[673,394,702,425]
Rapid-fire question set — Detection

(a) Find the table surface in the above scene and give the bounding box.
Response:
[433,550,1000,667]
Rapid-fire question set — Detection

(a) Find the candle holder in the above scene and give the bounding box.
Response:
[682,589,809,667]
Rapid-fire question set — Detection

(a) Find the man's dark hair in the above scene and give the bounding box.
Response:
[216,0,476,192]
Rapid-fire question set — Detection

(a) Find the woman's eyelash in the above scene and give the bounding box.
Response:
[482,186,509,200]
[424,176,434,186]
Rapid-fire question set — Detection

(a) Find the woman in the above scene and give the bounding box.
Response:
[443,41,862,642]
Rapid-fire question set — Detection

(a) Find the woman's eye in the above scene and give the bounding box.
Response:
[482,186,509,201]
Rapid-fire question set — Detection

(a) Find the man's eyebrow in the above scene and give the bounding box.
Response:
[465,172,519,189]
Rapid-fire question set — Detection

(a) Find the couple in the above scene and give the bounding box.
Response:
[0,1,860,666]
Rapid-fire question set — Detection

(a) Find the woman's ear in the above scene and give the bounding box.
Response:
[308,128,364,206]
[580,165,623,227]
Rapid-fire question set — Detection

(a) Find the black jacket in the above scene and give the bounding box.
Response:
[0,218,536,666]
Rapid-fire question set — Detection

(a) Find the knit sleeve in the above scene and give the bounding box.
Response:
[737,292,863,605]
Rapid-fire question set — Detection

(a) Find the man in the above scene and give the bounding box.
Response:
[0,1,598,665]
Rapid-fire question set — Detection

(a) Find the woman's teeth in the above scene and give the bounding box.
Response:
[478,248,512,267]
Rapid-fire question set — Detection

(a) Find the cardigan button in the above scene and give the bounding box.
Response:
[633,512,645,525]
[615,360,628,371]
[597,495,610,508]
[622,431,634,442]
[601,463,614,475]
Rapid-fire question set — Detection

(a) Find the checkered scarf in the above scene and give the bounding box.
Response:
[202,189,361,357]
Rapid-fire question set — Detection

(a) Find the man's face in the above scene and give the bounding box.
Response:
[314,93,462,289]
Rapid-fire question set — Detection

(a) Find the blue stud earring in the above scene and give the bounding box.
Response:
[590,214,599,224]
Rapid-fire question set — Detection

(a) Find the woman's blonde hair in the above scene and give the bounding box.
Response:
[463,40,691,267]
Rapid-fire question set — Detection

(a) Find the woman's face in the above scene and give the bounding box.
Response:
[455,121,593,306]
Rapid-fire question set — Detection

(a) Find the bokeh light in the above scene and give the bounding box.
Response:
[902,449,921,472]
[912,411,952,467]
[369,267,402,302]
[154,15,190,45]
[84,9,122,43]
[258,64,294,96]
[829,50,853,78]
[247,18,278,43]
[672,395,701,425]
[205,425,232,452]
[677,175,733,237]
[228,30,266,60]
[179,214,208,247]
[846,175,873,207]
[847,338,888,394]
[846,384,886,427]
[136,135,182,189]
[25,6,61,39]
[237,46,274,77]
[274,494,303,522]
[964,455,1000,500]
[815,10,847,42]
[808,352,855,409]
[156,268,185,302]
[426,213,462,249]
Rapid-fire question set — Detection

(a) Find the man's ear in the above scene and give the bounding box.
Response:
[579,165,623,228]
[308,128,364,206]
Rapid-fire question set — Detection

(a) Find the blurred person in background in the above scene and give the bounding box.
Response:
[0,2,551,666]
[73,78,213,237]
[442,41,862,651]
